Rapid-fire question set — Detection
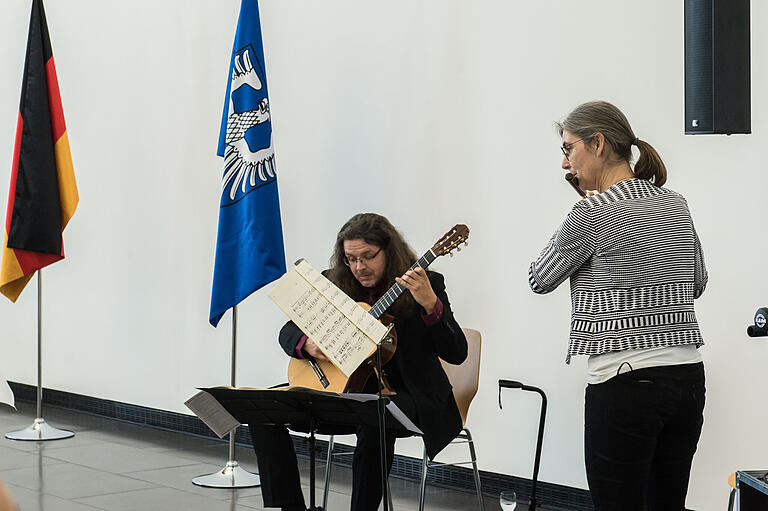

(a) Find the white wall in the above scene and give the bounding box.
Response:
[1,1,766,508]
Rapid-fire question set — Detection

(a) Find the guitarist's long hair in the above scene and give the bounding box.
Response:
[328,213,418,318]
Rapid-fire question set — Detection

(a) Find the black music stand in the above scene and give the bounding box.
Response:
[191,386,420,511]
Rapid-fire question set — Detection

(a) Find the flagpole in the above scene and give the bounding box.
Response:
[193,306,260,488]
[6,269,74,441]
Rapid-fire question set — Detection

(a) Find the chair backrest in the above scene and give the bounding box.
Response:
[440,328,481,426]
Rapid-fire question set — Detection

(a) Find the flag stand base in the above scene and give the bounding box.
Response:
[6,272,75,443]
[192,460,260,488]
[6,417,74,441]
[192,308,260,489]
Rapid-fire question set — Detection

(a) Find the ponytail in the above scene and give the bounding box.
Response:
[633,139,667,187]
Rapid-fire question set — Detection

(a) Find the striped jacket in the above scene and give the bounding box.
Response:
[529,179,707,363]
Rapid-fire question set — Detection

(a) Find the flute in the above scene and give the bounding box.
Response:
[565,173,587,198]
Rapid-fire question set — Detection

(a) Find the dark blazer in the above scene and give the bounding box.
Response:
[278,270,467,459]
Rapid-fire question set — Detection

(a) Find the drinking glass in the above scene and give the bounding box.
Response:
[499,490,517,510]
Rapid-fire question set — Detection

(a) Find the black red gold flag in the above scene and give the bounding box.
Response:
[0,0,78,302]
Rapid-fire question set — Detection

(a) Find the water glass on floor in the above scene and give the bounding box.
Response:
[500,490,517,510]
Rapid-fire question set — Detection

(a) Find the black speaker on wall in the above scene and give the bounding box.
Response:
[684,0,751,135]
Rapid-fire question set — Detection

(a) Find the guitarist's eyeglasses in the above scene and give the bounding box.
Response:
[344,248,382,267]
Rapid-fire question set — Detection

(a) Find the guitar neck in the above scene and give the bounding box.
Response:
[368,249,437,319]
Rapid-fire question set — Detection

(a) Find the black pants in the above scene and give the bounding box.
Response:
[584,362,705,511]
[249,391,418,511]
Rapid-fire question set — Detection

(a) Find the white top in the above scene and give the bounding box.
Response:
[586,344,702,384]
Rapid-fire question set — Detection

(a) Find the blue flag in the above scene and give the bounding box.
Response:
[209,0,286,327]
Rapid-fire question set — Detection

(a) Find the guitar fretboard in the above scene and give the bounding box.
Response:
[368,250,437,319]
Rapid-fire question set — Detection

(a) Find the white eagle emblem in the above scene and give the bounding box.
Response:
[221,48,276,201]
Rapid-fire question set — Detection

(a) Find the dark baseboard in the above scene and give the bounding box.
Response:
[8,382,593,511]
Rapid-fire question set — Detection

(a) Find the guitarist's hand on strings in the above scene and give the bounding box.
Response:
[303,338,329,361]
[396,267,438,314]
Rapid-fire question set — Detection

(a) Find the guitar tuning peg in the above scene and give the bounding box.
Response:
[449,252,454,257]
[464,241,469,247]
[456,246,462,252]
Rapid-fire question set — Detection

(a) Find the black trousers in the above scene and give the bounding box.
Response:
[584,362,706,511]
[249,391,418,511]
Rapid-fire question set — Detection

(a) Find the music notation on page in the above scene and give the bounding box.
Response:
[269,260,387,377]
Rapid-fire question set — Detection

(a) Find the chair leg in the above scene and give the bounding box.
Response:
[322,435,334,511]
[387,476,394,511]
[464,428,485,511]
[418,444,429,511]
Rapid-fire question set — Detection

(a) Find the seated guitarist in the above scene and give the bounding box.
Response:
[250,213,468,511]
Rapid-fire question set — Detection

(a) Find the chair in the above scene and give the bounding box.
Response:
[322,328,484,511]
[727,472,736,511]
[418,327,484,511]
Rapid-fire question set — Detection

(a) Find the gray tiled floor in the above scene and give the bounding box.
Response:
[0,402,505,510]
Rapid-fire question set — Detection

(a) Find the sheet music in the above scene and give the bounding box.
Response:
[293,262,387,336]
[268,260,388,378]
[0,378,14,410]
[184,391,240,438]
[386,401,423,435]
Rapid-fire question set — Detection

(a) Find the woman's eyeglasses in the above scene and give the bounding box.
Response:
[561,138,588,161]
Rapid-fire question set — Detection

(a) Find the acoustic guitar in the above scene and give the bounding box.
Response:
[287,224,470,393]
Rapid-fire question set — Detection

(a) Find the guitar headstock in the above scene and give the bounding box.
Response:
[431,224,470,258]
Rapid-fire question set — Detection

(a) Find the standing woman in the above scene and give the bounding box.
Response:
[529,101,707,511]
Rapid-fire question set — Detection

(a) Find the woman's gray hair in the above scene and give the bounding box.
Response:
[556,101,667,186]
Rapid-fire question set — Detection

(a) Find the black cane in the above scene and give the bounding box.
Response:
[498,380,548,510]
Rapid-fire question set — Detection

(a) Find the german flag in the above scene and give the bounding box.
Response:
[0,0,78,303]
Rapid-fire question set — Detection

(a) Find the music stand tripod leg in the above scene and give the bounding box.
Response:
[376,323,396,511]
[309,418,318,511]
